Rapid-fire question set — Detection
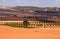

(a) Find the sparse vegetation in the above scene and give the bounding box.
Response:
[13,6,60,12]
[2,22,23,28]
[0,21,60,28]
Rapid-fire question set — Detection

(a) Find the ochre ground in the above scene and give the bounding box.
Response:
[0,25,60,39]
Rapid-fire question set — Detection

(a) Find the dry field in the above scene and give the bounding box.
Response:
[0,25,60,39]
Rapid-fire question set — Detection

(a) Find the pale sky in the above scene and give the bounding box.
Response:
[0,0,60,7]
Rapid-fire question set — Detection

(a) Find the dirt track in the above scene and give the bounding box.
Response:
[0,25,60,39]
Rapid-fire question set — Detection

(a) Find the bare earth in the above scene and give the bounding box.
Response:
[0,25,60,39]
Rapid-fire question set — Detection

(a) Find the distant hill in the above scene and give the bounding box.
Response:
[12,6,60,12]
[0,6,60,12]
[0,6,60,22]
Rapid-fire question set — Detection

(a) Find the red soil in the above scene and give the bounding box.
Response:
[0,25,60,39]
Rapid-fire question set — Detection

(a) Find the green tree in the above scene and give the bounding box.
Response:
[23,19,29,28]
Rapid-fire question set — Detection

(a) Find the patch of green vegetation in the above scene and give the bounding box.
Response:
[2,22,23,28]
[0,22,60,28]
[24,27,35,28]
[2,22,35,28]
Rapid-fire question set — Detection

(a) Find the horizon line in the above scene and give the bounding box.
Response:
[0,5,60,8]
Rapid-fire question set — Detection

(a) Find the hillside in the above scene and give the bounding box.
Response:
[12,6,60,12]
[0,6,60,22]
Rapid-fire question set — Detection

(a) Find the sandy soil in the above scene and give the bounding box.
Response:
[0,25,60,39]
